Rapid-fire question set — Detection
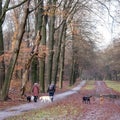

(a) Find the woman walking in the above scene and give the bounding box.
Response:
[32,83,39,102]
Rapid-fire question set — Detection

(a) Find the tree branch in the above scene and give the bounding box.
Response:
[0,0,28,23]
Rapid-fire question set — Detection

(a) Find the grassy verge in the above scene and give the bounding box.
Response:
[6,99,83,120]
[83,80,95,90]
[5,80,84,120]
[104,80,120,92]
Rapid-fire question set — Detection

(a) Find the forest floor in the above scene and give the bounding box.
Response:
[79,81,120,120]
[0,80,120,120]
[0,79,81,110]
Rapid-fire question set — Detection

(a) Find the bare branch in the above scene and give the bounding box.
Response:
[0,0,28,23]
[8,0,28,10]
[95,0,115,22]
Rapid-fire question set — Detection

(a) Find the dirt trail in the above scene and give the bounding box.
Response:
[0,81,86,120]
[1,80,120,120]
[80,81,120,120]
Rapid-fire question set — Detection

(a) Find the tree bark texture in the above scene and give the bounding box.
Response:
[0,0,5,99]
[52,21,66,84]
[59,23,67,89]
[1,0,30,100]
[39,15,47,92]
[46,0,56,84]
[31,0,43,86]
[21,31,41,96]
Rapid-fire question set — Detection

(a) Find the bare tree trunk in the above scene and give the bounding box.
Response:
[70,58,75,86]
[70,30,76,86]
[52,20,66,84]
[21,31,41,95]
[39,14,47,92]
[46,0,56,85]
[31,57,39,84]
[31,0,43,85]
[1,0,30,100]
[0,0,5,100]
[0,58,5,90]
[59,23,67,88]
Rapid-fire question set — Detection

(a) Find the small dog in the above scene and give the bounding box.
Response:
[39,96,52,103]
[82,96,92,104]
[25,95,34,102]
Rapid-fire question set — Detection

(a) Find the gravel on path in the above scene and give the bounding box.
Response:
[0,80,86,120]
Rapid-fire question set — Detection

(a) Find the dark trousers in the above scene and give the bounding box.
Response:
[34,96,38,102]
[49,91,54,101]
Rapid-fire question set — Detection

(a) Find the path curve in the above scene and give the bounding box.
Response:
[0,80,86,120]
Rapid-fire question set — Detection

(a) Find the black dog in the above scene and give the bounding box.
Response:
[25,95,34,102]
[26,96,31,102]
[82,96,92,104]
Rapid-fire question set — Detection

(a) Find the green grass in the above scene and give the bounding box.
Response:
[84,80,95,90]
[6,102,83,120]
[105,80,120,92]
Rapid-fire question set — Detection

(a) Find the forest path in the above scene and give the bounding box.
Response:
[0,80,86,120]
[80,81,120,120]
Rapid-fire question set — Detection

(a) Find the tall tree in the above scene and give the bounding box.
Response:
[21,31,41,95]
[46,0,56,85]
[1,0,30,100]
[52,20,66,84]
[39,10,47,92]
[0,0,5,91]
[58,23,67,88]
[31,0,44,85]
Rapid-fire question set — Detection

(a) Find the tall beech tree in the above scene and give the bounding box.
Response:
[39,13,47,92]
[58,23,67,88]
[2,0,30,100]
[46,0,57,85]
[31,0,44,86]
[0,0,29,100]
[0,0,5,92]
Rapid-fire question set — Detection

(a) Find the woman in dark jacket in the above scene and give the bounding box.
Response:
[47,84,55,101]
